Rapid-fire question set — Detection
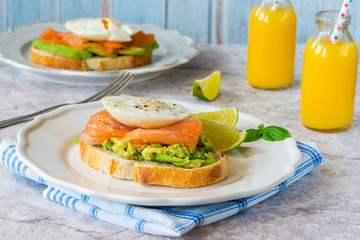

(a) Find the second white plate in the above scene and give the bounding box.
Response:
[16,101,301,206]
[0,22,199,86]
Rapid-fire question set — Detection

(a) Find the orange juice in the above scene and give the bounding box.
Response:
[247,5,297,89]
[300,38,358,131]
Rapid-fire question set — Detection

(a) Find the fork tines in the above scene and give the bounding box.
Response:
[80,71,134,103]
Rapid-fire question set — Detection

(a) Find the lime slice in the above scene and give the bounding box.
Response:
[191,71,221,101]
[199,117,247,152]
[192,107,239,126]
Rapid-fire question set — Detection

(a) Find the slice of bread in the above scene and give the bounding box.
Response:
[30,47,152,71]
[79,141,229,188]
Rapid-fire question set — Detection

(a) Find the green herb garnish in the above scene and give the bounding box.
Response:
[244,124,291,142]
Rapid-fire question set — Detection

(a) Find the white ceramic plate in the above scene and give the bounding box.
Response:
[16,101,301,206]
[0,22,199,86]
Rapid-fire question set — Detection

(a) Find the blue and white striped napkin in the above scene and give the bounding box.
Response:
[0,140,324,237]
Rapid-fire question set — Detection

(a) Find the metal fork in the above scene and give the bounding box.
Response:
[0,71,134,128]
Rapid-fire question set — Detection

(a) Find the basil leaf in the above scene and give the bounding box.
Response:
[244,129,262,142]
[262,126,291,141]
[258,124,264,130]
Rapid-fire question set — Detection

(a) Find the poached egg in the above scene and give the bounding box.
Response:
[102,95,191,129]
[65,18,141,42]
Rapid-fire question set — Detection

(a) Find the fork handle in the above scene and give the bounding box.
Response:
[0,103,69,128]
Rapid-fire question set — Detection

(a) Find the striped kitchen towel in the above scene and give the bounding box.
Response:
[0,140,324,237]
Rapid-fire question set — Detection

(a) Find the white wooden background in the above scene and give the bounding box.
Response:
[1,0,360,45]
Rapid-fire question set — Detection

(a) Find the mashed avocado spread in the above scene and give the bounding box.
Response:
[101,136,217,169]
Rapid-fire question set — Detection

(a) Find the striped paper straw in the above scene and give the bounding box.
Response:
[271,0,280,11]
[329,0,352,44]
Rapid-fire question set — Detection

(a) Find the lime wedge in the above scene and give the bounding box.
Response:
[199,117,247,152]
[192,107,239,126]
[191,71,221,101]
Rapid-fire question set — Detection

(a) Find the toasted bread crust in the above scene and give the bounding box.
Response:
[84,52,152,71]
[31,47,88,70]
[79,141,228,188]
[30,47,152,71]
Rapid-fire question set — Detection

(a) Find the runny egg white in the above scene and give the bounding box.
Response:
[107,19,139,42]
[101,95,191,129]
[65,18,141,42]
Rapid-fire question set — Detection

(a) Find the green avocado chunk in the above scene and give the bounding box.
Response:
[117,41,160,56]
[86,47,108,57]
[32,40,92,59]
[149,41,160,51]
[153,154,190,166]
[117,47,146,56]
[101,135,216,169]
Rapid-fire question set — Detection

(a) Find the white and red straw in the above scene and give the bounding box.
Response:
[329,0,352,44]
[271,0,280,11]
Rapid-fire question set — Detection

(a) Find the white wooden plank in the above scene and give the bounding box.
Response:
[1,0,6,31]
[292,0,322,43]
[322,0,341,10]
[346,0,360,47]
[167,0,210,44]
[217,0,253,44]
[210,0,220,43]
[60,0,104,23]
[111,0,166,27]
[7,0,60,28]
[2,0,359,45]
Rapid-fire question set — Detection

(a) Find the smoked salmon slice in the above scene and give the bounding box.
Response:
[130,31,156,49]
[38,28,155,54]
[120,117,202,149]
[39,28,102,51]
[96,41,125,53]
[81,110,203,149]
[80,110,136,145]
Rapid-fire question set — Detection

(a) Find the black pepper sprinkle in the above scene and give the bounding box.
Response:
[144,105,148,107]
[135,105,139,108]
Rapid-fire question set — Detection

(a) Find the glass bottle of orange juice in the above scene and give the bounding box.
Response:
[247,0,297,89]
[300,11,358,131]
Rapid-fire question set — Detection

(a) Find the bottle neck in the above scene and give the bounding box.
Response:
[316,23,349,34]
[314,10,352,40]
[256,0,293,8]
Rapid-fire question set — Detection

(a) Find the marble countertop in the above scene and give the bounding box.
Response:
[0,44,359,239]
